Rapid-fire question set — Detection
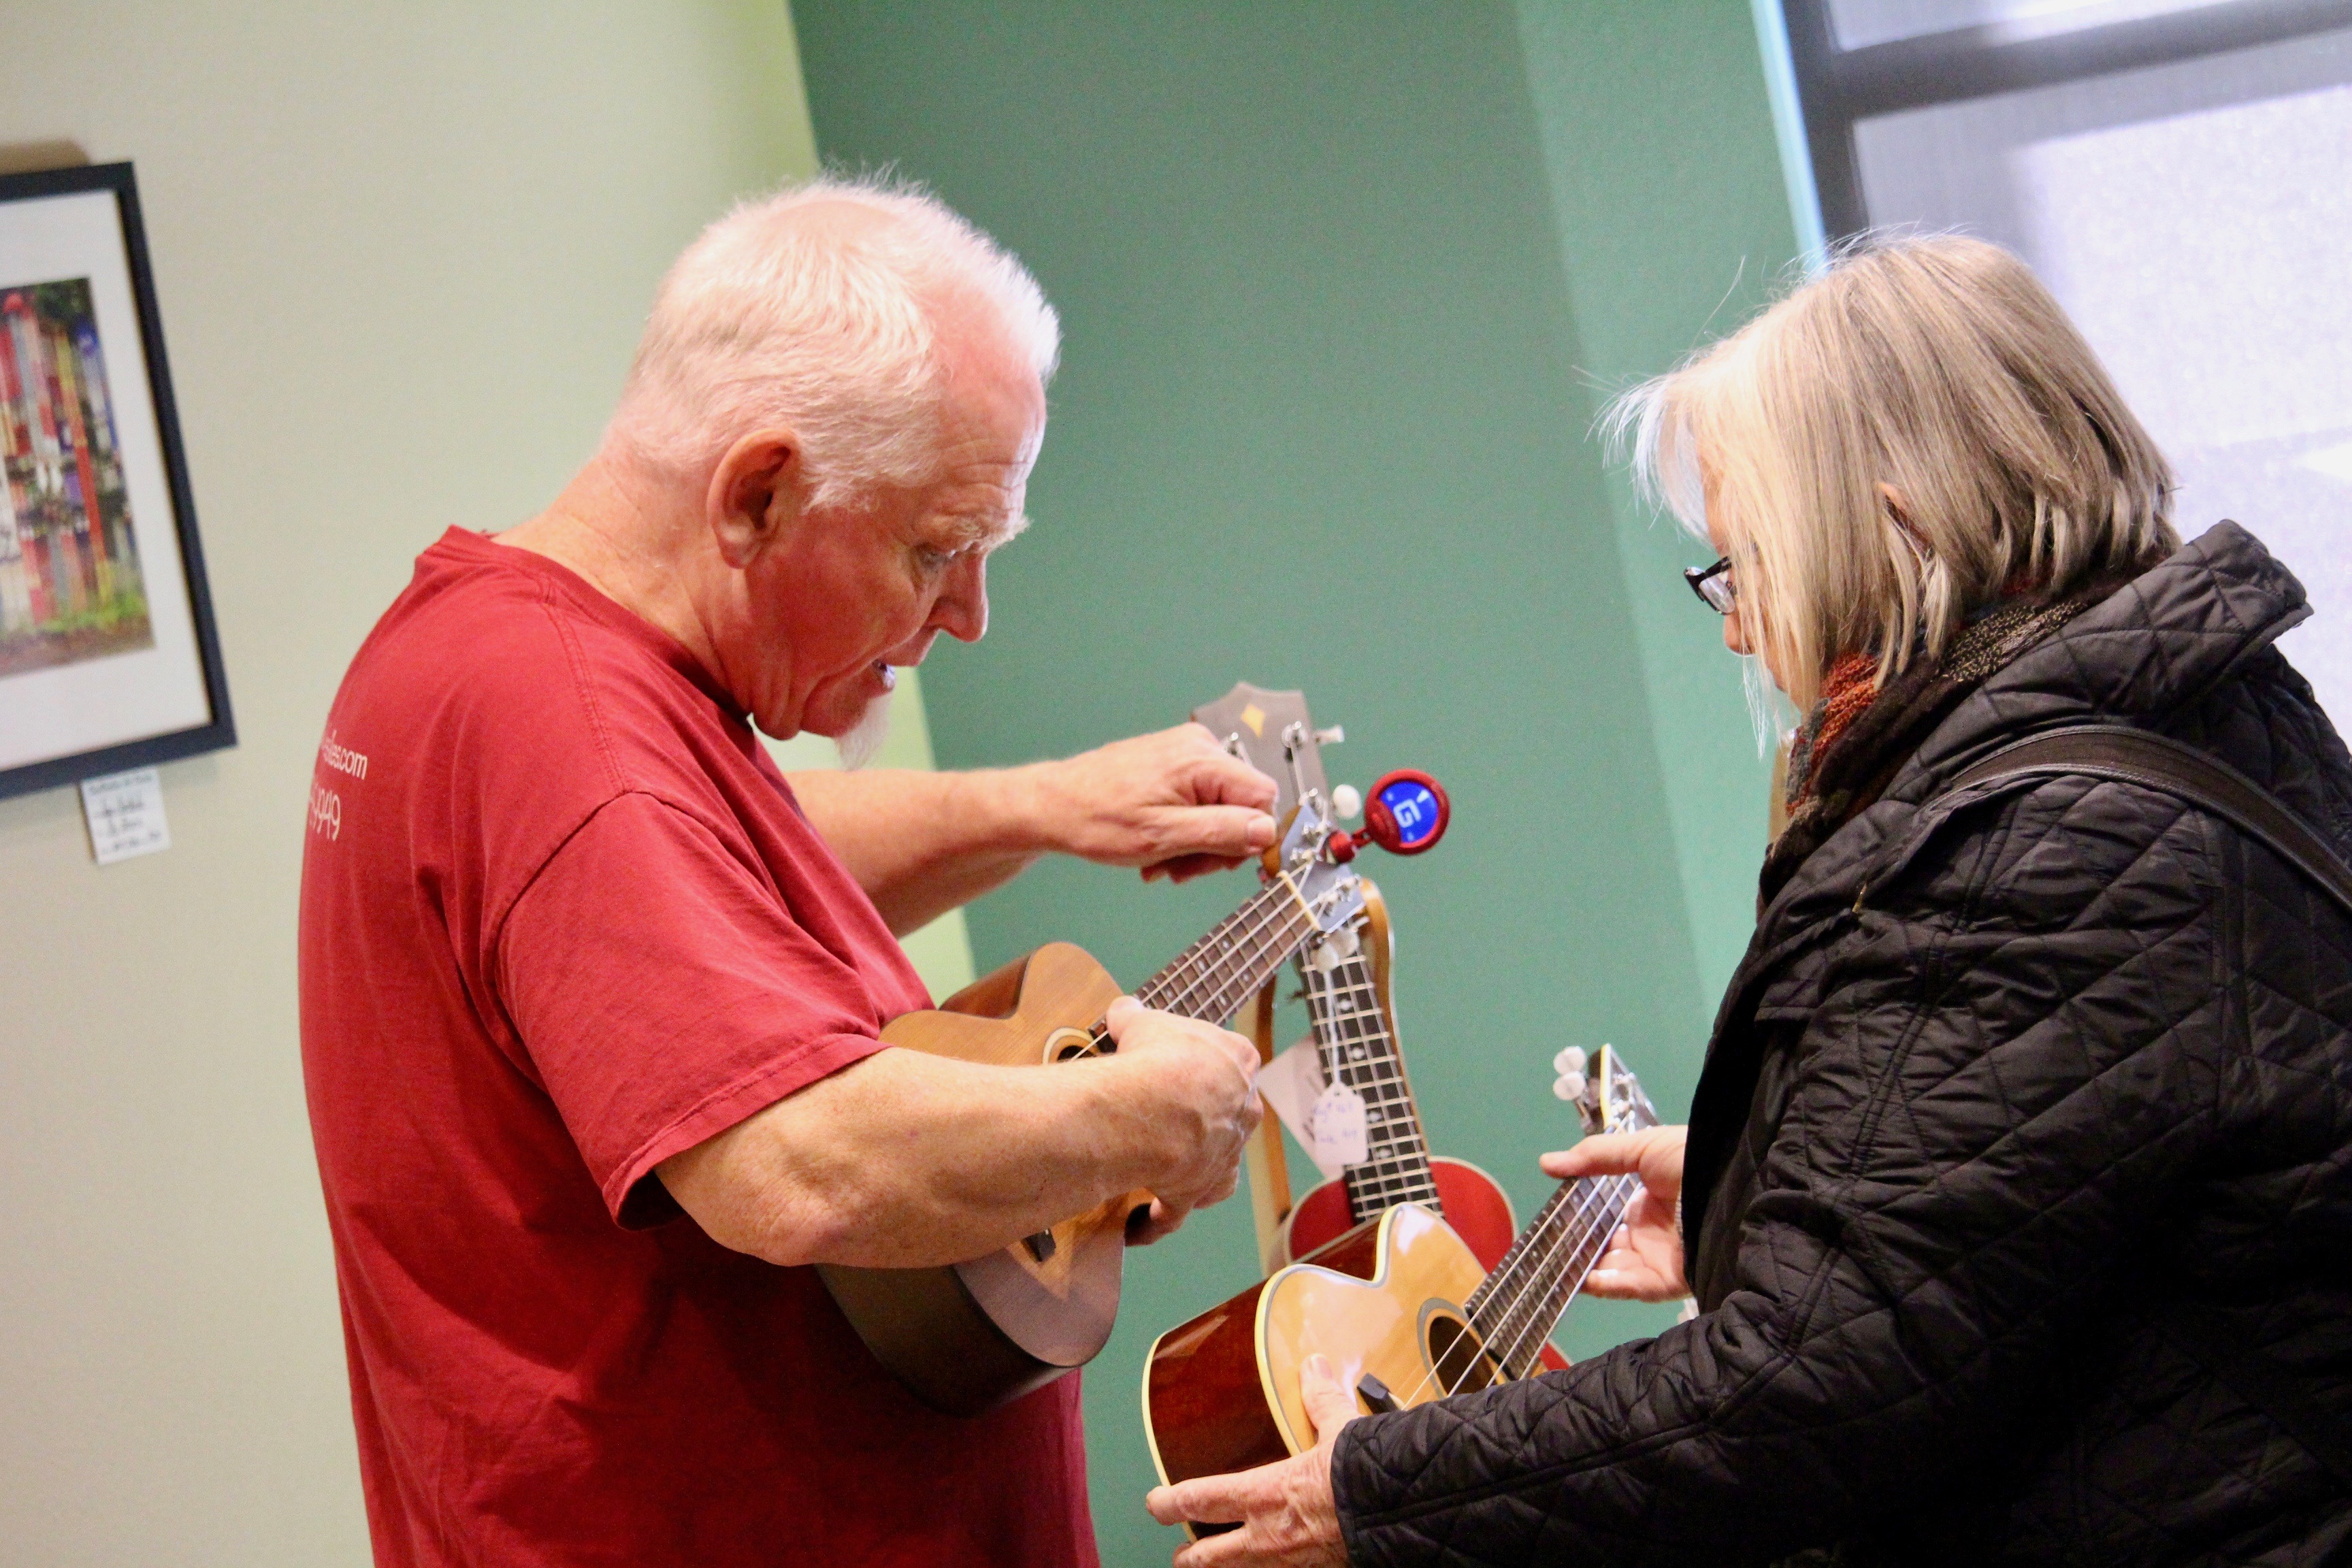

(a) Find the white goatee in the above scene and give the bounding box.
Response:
[834,689,895,771]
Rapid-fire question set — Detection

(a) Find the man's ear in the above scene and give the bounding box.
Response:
[706,429,804,569]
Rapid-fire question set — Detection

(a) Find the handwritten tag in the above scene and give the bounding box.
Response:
[1309,1082,1370,1168]
[80,767,171,866]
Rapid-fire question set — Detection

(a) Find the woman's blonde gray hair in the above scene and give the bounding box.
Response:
[1608,233,2177,710]
[606,174,1060,511]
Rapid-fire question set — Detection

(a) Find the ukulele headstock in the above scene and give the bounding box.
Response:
[1553,1045,1658,1137]
[1274,788,1367,938]
[1192,681,1450,910]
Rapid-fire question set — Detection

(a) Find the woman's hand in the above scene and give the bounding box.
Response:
[1145,1353,1356,1567]
[1542,1124,1690,1301]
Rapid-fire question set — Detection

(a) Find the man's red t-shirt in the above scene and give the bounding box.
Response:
[297,528,1094,1567]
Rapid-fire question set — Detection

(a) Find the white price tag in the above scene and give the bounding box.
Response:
[80,766,171,866]
[1308,1082,1370,1169]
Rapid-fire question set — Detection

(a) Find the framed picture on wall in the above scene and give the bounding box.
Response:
[0,161,233,801]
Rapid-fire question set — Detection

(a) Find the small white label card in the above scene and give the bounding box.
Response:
[1308,1081,1371,1169]
[80,766,171,866]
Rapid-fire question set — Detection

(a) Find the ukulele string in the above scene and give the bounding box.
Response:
[1479,1173,1644,1381]
[1459,1174,1625,1387]
[1140,878,1311,1026]
[1472,1114,1661,1377]
[1306,953,1440,1211]
[1138,880,1290,1016]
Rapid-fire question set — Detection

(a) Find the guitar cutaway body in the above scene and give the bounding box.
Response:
[817,943,1145,1418]
[1281,1164,1569,1373]
[1143,1203,1508,1520]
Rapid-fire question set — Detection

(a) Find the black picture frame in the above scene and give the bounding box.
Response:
[0,161,233,800]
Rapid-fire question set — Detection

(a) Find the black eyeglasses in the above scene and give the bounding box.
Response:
[1684,556,1735,615]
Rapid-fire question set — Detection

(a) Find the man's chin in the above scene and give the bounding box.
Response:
[832,690,894,770]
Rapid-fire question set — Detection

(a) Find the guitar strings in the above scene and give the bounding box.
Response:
[1477,1173,1644,1381]
[1374,1173,1623,1413]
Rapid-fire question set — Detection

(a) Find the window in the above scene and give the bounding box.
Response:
[1781,0,2352,722]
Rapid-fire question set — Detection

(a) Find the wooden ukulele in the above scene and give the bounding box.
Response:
[1188,684,1520,1279]
[1141,1045,1658,1531]
[817,775,1367,1417]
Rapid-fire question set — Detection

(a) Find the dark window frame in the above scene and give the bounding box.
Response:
[1782,0,2352,237]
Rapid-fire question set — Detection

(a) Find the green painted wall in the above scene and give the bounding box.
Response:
[794,4,1793,1558]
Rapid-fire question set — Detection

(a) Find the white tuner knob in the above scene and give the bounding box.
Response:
[1314,725,1345,747]
[1553,1071,1587,1102]
[1553,1047,1587,1077]
[1331,783,1363,821]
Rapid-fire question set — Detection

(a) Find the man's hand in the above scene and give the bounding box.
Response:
[1030,723,1278,883]
[1110,996,1263,1244]
[1541,1124,1690,1301]
[1145,1353,1354,1566]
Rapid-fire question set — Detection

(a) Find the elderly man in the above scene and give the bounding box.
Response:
[298,181,1273,1567]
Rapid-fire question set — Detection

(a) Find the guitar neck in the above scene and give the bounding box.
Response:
[1303,949,1441,1220]
[1131,872,1321,1027]
[1461,1100,1658,1378]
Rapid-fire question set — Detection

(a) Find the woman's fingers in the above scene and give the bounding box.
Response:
[1297,1354,1357,1441]
[1539,1132,1640,1179]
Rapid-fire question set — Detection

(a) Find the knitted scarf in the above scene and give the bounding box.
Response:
[1758,581,2130,910]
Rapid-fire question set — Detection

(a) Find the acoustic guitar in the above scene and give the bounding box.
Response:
[818,775,1366,1417]
[1141,1045,1658,1530]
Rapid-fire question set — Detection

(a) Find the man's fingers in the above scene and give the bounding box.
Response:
[1104,995,1145,1041]
[1169,804,1279,857]
[1146,850,1250,884]
[1177,728,1279,810]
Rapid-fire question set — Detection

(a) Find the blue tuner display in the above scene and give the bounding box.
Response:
[1379,779,1441,846]
[1364,769,1449,855]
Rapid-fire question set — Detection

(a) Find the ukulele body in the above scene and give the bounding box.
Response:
[1280,1157,1516,1268]
[1143,1203,1516,1507]
[817,942,1144,1417]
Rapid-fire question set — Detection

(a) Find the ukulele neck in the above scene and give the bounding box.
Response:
[1460,1096,1659,1379]
[1131,872,1322,1027]
[1304,947,1442,1221]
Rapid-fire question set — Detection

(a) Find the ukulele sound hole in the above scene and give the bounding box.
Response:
[1424,1315,1501,1397]
[1045,1027,1100,1064]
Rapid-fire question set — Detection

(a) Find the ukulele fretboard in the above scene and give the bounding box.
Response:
[1131,872,1321,1028]
[1303,948,1442,1220]
[1461,1088,1658,1379]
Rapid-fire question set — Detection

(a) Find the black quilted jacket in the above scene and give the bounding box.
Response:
[1333,523,2352,1566]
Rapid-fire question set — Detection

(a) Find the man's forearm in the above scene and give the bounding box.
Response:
[789,767,1053,935]
[658,1045,1179,1269]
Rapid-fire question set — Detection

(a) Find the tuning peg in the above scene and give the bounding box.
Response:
[1314,725,1345,747]
[1552,1047,1586,1077]
[1331,783,1362,822]
[1552,1071,1586,1102]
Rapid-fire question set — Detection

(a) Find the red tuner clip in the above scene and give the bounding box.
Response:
[1333,769,1450,859]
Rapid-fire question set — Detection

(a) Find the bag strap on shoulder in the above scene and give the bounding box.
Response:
[1946,723,2352,921]
[1940,721,2352,1486]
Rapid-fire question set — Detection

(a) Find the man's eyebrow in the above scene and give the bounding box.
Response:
[941,512,1030,551]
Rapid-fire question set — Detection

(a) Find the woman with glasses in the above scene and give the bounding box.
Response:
[1149,234,2352,1565]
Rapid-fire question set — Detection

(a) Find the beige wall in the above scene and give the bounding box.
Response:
[0,7,969,1561]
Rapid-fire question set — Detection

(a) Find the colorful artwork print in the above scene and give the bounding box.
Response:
[0,276,152,676]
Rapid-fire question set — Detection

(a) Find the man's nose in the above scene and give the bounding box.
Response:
[934,553,989,643]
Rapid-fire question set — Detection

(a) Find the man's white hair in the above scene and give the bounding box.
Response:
[606,175,1060,510]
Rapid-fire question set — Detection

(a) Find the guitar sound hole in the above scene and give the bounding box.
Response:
[1055,1043,1089,1062]
[1424,1316,1500,1398]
